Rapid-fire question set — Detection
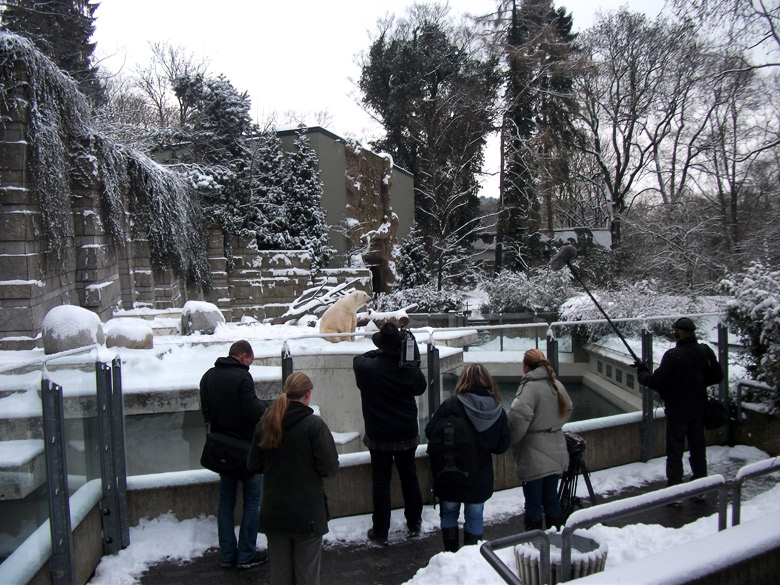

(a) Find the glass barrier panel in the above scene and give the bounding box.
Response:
[0,357,48,565]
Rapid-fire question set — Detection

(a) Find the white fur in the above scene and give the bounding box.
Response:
[318,290,371,343]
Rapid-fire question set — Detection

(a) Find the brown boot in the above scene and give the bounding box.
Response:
[442,527,459,552]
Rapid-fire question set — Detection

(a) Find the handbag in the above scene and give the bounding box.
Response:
[703,397,728,430]
[200,432,253,480]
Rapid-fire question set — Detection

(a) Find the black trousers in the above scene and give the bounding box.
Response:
[369,447,423,537]
[665,416,707,486]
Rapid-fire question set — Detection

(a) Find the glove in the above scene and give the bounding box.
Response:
[631,360,649,374]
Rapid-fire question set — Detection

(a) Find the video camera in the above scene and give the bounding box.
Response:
[398,328,421,369]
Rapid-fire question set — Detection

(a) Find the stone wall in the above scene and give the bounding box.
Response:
[0,122,372,347]
[344,143,398,294]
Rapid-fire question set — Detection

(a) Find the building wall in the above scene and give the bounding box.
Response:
[277,126,416,293]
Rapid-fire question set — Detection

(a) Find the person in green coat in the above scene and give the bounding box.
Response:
[248,372,339,585]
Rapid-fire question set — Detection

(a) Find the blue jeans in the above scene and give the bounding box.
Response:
[440,500,485,536]
[218,473,263,564]
[522,474,562,523]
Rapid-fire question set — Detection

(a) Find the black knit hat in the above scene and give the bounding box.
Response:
[372,322,404,353]
[673,317,696,332]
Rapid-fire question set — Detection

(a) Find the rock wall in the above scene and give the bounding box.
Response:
[0,125,371,349]
[344,143,398,294]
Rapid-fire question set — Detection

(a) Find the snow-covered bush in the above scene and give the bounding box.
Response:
[480,269,577,314]
[373,285,462,313]
[722,262,780,412]
[559,281,727,341]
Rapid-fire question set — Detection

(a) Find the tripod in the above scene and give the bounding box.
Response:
[558,432,598,521]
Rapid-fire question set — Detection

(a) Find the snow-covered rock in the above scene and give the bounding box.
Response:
[180,301,225,335]
[41,305,105,355]
[104,318,153,349]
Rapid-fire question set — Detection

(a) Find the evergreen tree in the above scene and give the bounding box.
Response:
[396,224,430,289]
[251,130,287,249]
[499,0,578,270]
[281,129,332,271]
[170,73,258,247]
[359,5,500,289]
[1,0,104,104]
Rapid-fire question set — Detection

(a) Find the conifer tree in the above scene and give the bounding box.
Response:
[397,224,429,289]
[359,5,500,289]
[499,0,578,270]
[1,0,104,104]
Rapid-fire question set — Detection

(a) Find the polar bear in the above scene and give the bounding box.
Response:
[319,290,371,343]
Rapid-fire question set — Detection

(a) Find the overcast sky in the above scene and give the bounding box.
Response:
[92,0,666,196]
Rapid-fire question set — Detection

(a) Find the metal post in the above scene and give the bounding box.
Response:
[717,324,729,443]
[499,313,504,351]
[546,335,559,376]
[640,329,654,462]
[96,361,122,555]
[110,358,130,549]
[427,342,441,415]
[281,341,293,386]
[41,378,75,585]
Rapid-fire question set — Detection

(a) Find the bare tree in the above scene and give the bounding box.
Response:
[133,41,209,127]
[672,0,780,73]
[573,10,702,247]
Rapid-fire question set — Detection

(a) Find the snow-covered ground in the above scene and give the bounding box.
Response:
[85,445,780,585]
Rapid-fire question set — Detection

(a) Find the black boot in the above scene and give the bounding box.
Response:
[442,526,459,552]
[546,515,565,531]
[463,531,482,546]
[524,519,543,532]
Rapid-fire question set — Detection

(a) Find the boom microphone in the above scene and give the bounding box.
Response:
[550,245,578,271]
[551,244,643,366]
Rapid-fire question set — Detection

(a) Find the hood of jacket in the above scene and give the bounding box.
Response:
[457,388,504,432]
[283,400,314,430]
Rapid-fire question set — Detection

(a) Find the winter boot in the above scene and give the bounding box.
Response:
[442,527,459,552]
[546,515,565,531]
[523,519,544,532]
[463,531,482,546]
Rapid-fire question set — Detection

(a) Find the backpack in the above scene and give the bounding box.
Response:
[426,398,479,494]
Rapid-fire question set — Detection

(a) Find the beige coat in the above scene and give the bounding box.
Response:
[508,367,573,483]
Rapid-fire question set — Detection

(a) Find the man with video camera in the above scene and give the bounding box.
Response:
[353,321,427,544]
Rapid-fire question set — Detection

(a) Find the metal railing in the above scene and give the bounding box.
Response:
[732,456,780,526]
[481,452,780,585]
[480,530,551,585]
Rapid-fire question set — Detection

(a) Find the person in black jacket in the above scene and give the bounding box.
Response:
[200,340,268,570]
[353,322,427,544]
[638,317,716,496]
[425,364,511,552]
[248,372,339,585]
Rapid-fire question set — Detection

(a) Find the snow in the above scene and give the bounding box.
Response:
[82,445,779,585]
[104,318,153,343]
[0,439,43,467]
[40,305,103,341]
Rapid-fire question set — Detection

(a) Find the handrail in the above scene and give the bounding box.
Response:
[479,530,551,585]
[735,379,773,422]
[560,475,728,581]
[731,455,780,526]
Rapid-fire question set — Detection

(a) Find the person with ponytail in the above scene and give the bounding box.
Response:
[248,372,339,585]
[508,349,573,532]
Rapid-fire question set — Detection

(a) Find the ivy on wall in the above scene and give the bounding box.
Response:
[0,32,210,290]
